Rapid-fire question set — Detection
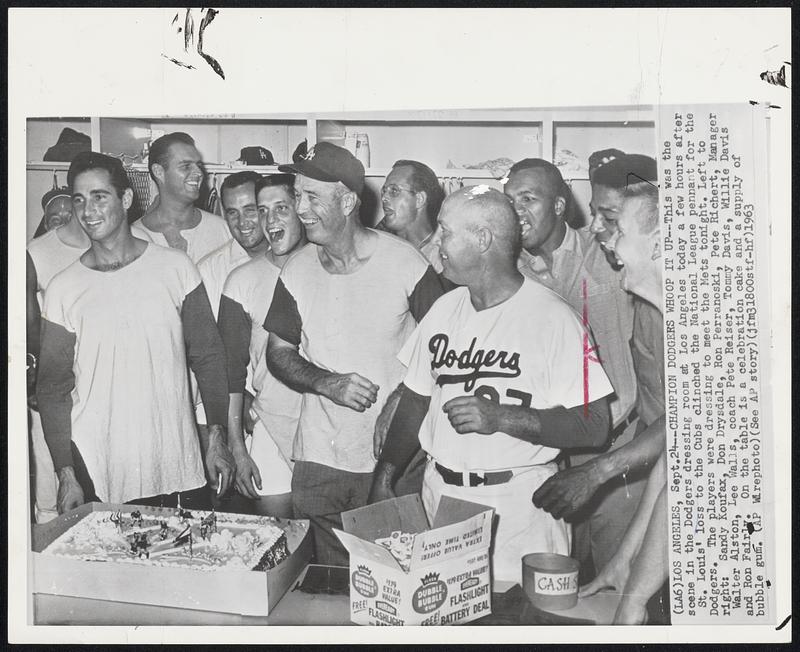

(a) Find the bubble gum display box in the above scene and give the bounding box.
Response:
[334,495,494,626]
[31,502,312,617]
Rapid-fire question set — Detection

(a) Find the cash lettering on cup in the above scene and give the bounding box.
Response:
[534,571,579,596]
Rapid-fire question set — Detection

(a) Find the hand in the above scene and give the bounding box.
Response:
[367,480,397,505]
[204,427,236,496]
[231,445,263,500]
[441,395,501,435]
[318,373,379,413]
[579,552,632,599]
[613,595,649,625]
[531,460,604,519]
[56,467,85,514]
[367,461,398,504]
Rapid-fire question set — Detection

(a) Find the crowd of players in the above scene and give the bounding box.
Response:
[26,132,667,624]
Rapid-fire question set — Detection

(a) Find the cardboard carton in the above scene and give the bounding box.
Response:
[334,494,494,625]
[31,502,312,617]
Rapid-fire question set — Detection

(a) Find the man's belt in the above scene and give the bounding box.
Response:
[609,408,639,444]
[435,462,514,487]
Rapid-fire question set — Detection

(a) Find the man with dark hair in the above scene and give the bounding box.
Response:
[37,151,233,513]
[379,159,445,272]
[192,170,268,443]
[219,173,306,517]
[133,132,230,263]
[369,186,613,586]
[197,170,267,319]
[27,186,91,522]
[503,157,641,581]
[264,142,446,564]
[580,174,667,624]
[589,152,657,270]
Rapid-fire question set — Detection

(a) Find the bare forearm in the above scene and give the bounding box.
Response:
[616,451,667,561]
[267,345,334,396]
[227,393,246,450]
[595,414,666,485]
[620,486,669,607]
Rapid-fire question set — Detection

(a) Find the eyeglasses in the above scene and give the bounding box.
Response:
[380,184,416,199]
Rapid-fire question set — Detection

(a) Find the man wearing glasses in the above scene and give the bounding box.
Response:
[264,142,446,565]
[379,159,445,273]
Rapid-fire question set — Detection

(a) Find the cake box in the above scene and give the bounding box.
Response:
[334,494,494,626]
[31,502,312,617]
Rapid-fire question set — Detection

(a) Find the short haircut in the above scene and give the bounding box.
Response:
[624,180,660,234]
[392,159,445,226]
[67,151,131,199]
[255,173,295,197]
[507,158,570,205]
[220,171,262,201]
[148,132,196,182]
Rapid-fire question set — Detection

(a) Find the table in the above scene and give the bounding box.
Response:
[33,565,622,626]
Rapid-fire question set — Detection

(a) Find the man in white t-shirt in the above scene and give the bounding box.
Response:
[198,170,269,319]
[369,186,613,586]
[37,152,234,513]
[218,173,306,518]
[132,132,230,263]
[264,142,446,564]
[192,170,269,435]
[26,187,92,523]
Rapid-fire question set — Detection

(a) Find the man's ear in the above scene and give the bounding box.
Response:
[152,162,165,185]
[651,233,662,260]
[415,189,428,211]
[340,189,357,216]
[475,226,493,253]
[554,195,567,218]
[122,188,134,211]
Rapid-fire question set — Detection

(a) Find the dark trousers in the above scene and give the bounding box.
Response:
[291,460,373,566]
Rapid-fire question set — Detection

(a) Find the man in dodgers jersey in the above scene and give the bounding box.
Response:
[370,186,613,586]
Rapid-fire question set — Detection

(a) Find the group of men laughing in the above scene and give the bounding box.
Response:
[27,130,667,624]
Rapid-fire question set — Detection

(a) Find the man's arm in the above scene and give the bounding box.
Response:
[182,283,234,494]
[579,451,667,599]
[441,395,610,449]
[26,252,41,408]
[36,318,84,513]
[532,414,666,518]
[613,485,669,624]
[369,384,431,504]
[267,333,379,412]
[217,293,262,497]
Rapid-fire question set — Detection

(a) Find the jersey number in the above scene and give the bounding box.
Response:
[474,385,532,408]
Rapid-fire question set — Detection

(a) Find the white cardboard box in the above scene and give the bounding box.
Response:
[31,502,312,617]
[334,494,494,626]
